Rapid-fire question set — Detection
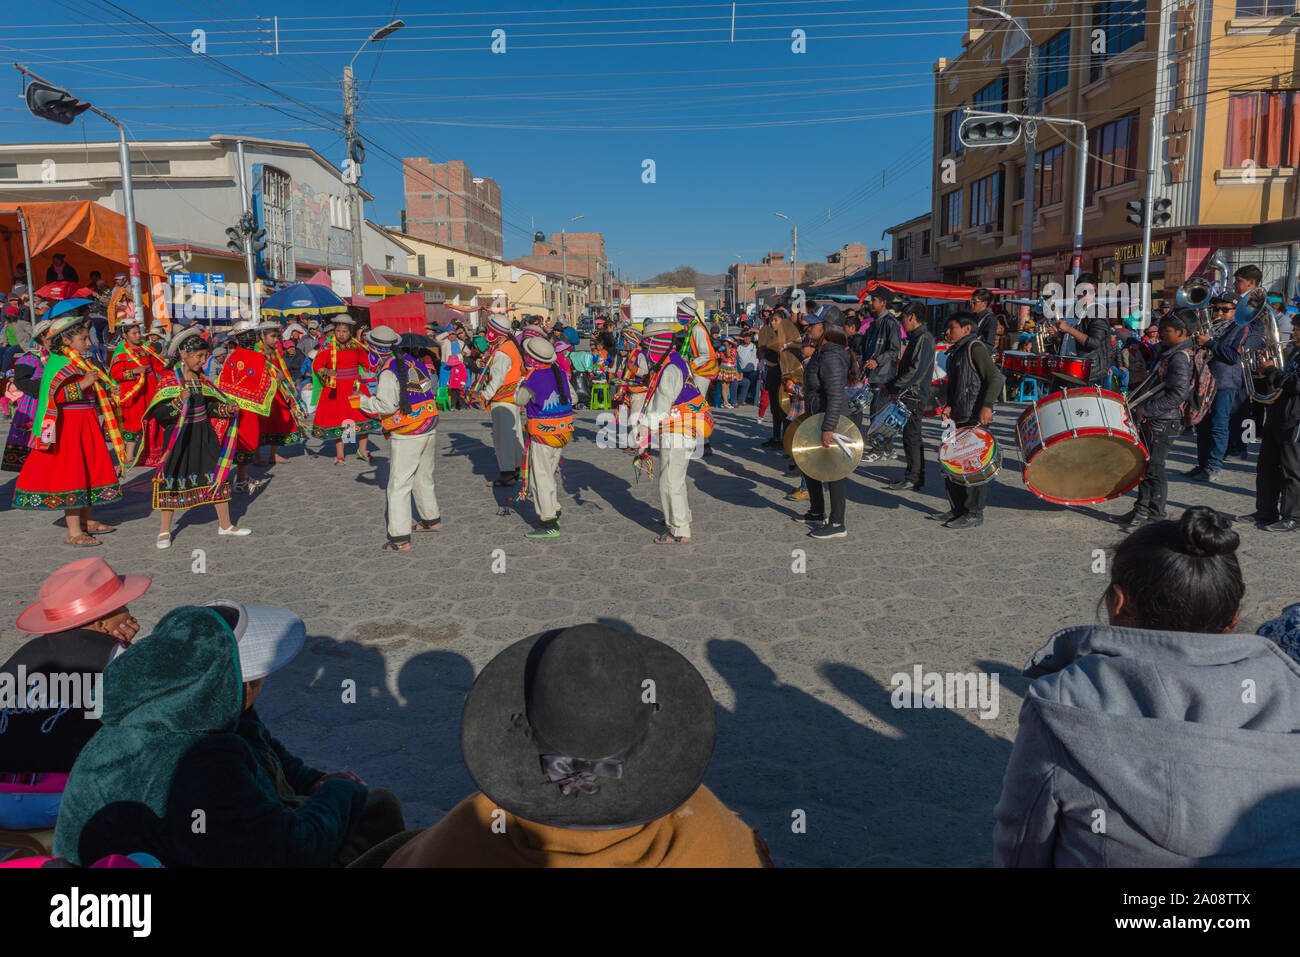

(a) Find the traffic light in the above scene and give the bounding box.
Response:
[23,80,92,125]
[249,228,267,257]
[1125,199,1146,229]
[958,113,1022,148]
[225,226,245,256]
[1152,197,1172,227]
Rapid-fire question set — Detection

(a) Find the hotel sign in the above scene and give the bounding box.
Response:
[1164,2,1197,184]
[1113,239,1170,262]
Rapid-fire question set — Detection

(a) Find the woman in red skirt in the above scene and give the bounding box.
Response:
[215,320,275,494]
[107,316,165,465]
[13,303,124,546]
[310,315,378,464]
[254,320,306,466]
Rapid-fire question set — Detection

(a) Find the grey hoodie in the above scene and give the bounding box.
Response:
[994,623,1300,867]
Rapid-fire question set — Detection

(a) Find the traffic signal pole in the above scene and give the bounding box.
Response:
[1139,114,1159,330]
[234,140,260,323]
[15,64,146,329]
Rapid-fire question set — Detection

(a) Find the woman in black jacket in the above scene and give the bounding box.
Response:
[798,306,860,539]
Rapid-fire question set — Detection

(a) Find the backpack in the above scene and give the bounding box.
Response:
[1181,347,1217,427]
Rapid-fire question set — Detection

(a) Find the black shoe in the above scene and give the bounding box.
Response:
[944,513,984,529]
[1183,466,1207,478]
[798,511,827,524]
[808,523,847,539]
[926,510,957,522]
[761,438,781,449]
[886,480,922,491]
[702,443,714,458]
[1236,511,1273,525]
[1192,469,1219,484]
[1266,519,1300,532]
[1124,514,1155,530]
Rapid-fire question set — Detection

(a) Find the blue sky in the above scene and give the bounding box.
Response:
[0,0,959,278]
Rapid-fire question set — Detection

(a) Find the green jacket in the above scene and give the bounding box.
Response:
[53,606,366,867]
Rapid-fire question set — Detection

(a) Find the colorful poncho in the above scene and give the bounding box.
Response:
[2,347,47,472]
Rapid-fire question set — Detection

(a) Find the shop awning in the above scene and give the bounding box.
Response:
[857,279,1024,302]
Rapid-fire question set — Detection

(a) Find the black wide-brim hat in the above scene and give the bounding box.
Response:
[460,623,716,830]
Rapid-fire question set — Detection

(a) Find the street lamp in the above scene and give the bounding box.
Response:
[561,214,584,322]
[344,19,405,295]
[774,212,797,289]
[973,5,1035,292]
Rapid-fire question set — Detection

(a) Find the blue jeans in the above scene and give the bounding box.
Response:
[0,344,20,373]
[1108,366,1129,392]
[736,370,759,405]
[1195,387,1238,472]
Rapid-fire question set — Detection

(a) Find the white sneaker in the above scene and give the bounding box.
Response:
[156,533,171,550]
[218,525,252,537]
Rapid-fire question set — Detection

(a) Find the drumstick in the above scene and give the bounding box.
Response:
[830,433,855,457]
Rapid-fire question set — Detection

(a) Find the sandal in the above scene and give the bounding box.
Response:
[489,476,517,487]
[382,539,412,551]
[414,518,442,532]
[653,533,691,544]
[331,457,345,466]
[65,533,102,547]
[85,521,116,534]
[356,450,373,464]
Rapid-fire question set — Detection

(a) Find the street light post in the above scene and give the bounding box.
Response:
[343,19,404,297]
[774,212,796,289]
[561,214,584,323]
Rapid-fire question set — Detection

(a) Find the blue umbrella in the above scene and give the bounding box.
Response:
[260,282,349,318]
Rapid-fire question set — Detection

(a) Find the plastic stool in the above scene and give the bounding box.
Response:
[590,382,611,410]
[1016,377,1042,402]
[436,386,452,411]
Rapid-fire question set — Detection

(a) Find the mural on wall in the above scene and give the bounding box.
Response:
[291,179,352,266]
[252,162,352,278]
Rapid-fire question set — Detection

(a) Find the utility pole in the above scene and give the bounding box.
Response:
[344,65,363,297]
[792,224,798,289]
[1139,114,1159,329]
[234,140,260,323]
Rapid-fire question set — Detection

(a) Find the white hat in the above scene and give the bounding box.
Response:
[229,319,258,335]
[204,600,305,682]
[368,325,400,347]
[522,337,555,363]
[117,316,144,329]
[255,321,281,334]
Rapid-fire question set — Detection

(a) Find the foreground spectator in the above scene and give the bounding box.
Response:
[0,557,150,831]
[385,623,771,867]
[53,603,404,866]
[994,507,1300,866]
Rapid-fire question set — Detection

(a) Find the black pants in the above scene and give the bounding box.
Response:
[945,477,988,518]
[766,365,787,440]
[805,474,846,525]
[1256,426,1300,521]
[901,397,925,485]
[1135,418,1178,519]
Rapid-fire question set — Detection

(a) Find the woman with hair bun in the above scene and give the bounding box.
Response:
[995,507,1300,866]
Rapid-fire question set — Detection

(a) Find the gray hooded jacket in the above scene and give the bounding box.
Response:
[994,623,1300,867]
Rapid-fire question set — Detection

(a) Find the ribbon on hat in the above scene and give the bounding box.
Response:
[539,752,626,796]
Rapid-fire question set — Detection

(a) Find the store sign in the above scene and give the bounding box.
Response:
[1164,2,1196,184]
[1113,239,1170,262]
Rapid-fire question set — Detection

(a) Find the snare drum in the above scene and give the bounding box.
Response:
[1000,350,1046,379]
[1016,386,1147,505]
[1044,355,1092,386]
[938,426,1001,486]
[864,399,911,452]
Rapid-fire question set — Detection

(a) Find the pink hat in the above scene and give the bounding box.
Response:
[15,558,152,634]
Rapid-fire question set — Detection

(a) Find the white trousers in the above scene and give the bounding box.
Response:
[659,435,696,537]
[490,402,524,471]
[529,441,563,522]
[387,431,439,539]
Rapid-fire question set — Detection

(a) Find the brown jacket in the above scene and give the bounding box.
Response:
[756,317,803,376]
[384,785,773,868]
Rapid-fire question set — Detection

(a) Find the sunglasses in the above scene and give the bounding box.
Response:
[1213,306,1232,313]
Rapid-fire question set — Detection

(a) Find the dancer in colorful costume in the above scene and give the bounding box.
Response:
[254,320,306,465]
[216,320,275,494]
[141,326,249,549]
[107,316,165,465]
[613,326,652,434]
[638,323,713,544]
[678,296,719,457]
[473,311,526,486]
[12,301,124,545]
[2,318,52,473]
[513,337,574,539]
[311,315,378,464]
[358,326,442,552]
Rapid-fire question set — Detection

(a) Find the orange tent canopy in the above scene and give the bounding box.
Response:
[0,201,170,324]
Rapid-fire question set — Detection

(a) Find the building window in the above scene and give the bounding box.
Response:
[1038,30,1071,101]
[469,265,479,277]
[1236,0,1295,13]
[973,75,1009,112]
[942,109,965,155]
[942,189,963,235]
[129,158,171,176]
[921,229,931,255]
[260,165,293,282]
[969,172,1004,230]
[0,163,15,179]
[445,258,455,278]
[1226,91,1300,167]
[1089,112,1140,198]
[385,255,395,270]
[1035,143,1065,208]
[1089,0,1145,84]
[896,237,909,261]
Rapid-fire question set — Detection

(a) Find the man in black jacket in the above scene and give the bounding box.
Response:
[931,311,1003,530]
[1053,273,1113,386]
[1125,310,1196,529]
[971,288,999,351]
[799,306,855,539]
[885,303,936,491]
[1253,322,1300,531]
[862,291,901,407]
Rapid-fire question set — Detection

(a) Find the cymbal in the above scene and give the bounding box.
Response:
[789,412,864,482]
[783,412,809,458]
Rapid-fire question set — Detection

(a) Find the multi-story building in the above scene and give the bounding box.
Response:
[402,158,503,260]
[513,232,612,305]
[886,214,939,283]
[931,0,1300,304]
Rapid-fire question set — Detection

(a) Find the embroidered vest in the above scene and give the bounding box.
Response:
[523,365,574,447]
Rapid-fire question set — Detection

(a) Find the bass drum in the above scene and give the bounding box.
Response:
[1016,387,1147,505]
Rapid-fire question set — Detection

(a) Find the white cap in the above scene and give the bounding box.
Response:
[204,600,306,682]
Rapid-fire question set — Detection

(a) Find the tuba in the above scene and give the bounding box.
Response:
[1239,288,1284,405]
